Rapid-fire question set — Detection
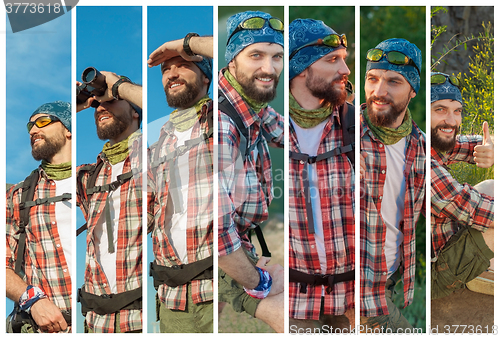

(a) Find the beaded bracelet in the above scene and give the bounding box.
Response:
[243,266,273,299]
[19,285,47,313]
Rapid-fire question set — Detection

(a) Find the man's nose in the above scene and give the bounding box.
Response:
[261,57,275,75]
[372,81,387,97]
[339,59,351,76]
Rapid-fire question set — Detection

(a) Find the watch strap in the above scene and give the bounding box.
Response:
[112,76,132,100]
[183,33,199,57]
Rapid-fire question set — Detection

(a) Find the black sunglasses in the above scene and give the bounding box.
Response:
[290,34,347,60]
[366,48,420,76]
[431,73,460,88]
[227,17,284,45]
[27,115,61,133]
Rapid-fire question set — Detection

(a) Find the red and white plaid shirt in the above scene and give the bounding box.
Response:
[289,108,355,320]
[218,69,284,257]
[76,132,143,333]
[6,168,73,328]
[431,135,494,256]
[360,106,426,317]
[147,101,213,311]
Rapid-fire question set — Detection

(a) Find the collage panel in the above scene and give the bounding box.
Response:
[359,6,426,333]
[288,6,355,334]
[76,6,143,333]
[5,12,72,333]
[217,6,285,334]
[430,6,494,332]
[146,6,214,334]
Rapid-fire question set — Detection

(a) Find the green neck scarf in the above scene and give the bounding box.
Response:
[363,108,413,145]
[289,92,332,128]
[169,95,212,132]
[224,70,267,113]
[102,130,140,165]
[41,160,72,181]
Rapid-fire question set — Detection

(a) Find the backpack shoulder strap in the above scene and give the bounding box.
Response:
[218,90,250,158]
[339,102,355,166]
[15,169,39,276]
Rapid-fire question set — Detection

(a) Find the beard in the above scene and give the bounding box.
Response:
[234,64,280,104]
[306,69,348,107]
[95,110,132,141]
[31,132,66,161]
[164,75,204,109]
[431,123,458,152]
[366,92,411,128]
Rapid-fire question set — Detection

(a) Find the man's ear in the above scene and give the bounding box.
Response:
[203,75,210,85]
[410,89,416,99]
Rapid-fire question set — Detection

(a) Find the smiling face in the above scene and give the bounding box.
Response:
[161,56,209,109]
[304,48,350,106]
[94,99,136,142]
[364,69,416,128]
[431,99,462,152]
[29,114,70,162]
[229,42,284,104]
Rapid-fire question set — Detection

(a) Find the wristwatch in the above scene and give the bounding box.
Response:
[183,33,199,56]
[112,76,132,100]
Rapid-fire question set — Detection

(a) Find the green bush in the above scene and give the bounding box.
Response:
[448,23,494,185]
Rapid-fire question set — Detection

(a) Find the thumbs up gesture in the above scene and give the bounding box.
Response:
[474,121,494,168]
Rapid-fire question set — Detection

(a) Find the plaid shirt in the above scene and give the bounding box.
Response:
[218,68,284,257]
[6,168,72,329]
[431,135,494,256]
[360,106,426,317]
[147,101,213,310]
[76,132,142,333]
[289,108,355,320]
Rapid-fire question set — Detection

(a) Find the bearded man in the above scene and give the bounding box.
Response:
[6,102,73,333]
[287,18,355,333]
[217,10,285,333]
[429,72,494,300]
[359,38,426,332]
[76,73,143,333]
[146,34,215,333]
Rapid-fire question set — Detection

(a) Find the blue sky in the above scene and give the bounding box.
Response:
[76,6,142,332]
[5,11,71,317]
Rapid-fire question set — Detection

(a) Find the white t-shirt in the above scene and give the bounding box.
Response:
[167,127,194,264]
[381,138,406,274]
[94,161,124,293]
[54,177,72,276]
[291,119,329,275]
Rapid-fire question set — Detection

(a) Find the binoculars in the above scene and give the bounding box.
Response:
[76,67,107,108]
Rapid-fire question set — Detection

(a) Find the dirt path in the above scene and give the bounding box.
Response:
[431,288,494,333]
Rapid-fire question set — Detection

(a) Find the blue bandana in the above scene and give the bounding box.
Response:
[30,101,71,132]
[431,72,462,104]
[195,56,213,83]
[225,11,284,64]
[366,38,421,94]
[289,19,345,80]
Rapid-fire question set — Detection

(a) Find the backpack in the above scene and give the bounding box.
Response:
[289,101,355,234]
[218,90,273,257]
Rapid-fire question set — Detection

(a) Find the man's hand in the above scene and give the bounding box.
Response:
[360,151,368,179]
[92,71,121,103]
[30,298,68,333]
[256,257,284,297]
[76,81,96,112]
[148,38,203,68]
[474,121,494,168]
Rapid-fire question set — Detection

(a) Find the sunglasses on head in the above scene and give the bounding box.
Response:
[431,73,460,88]
[227,17,284,45]
[290,34,347,60]
[27,115,60,133]
[366,48,420,75]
